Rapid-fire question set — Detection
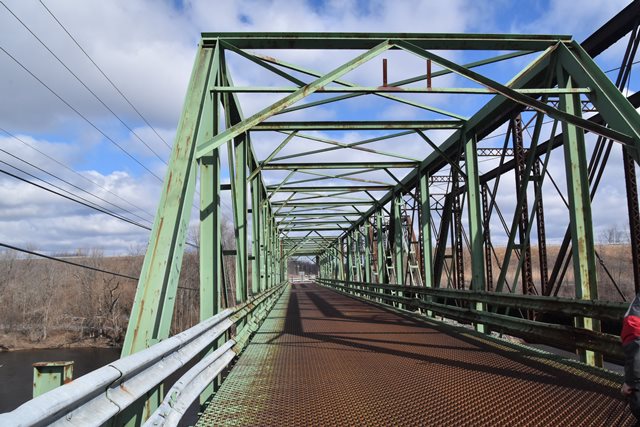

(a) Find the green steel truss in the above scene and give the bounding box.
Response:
[123,25,640,406]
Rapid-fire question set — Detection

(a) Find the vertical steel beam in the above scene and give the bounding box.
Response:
[419,172,434,287]
[557,67,602,367]
[480,184,494,291]
[260,201,268,291]
[451,170,465,289]
[393,193,404,286]
[532,160,550,295]
[513,115,536,297]
[251,177,261,295]
[200,43,221,324]
[234,133,248,303]
[464,133,486,333]
[364,222,372,282]
[376,210,385,283]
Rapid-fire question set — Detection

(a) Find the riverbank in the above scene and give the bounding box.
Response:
[0,332,120,352]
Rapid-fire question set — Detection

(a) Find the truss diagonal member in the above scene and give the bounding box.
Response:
[196,40,393,158]
[557,41,640,163]
[252,51,533,119]
[395,40,635,146]
[270,130,421,162]
[220,40,306,86]
[248,130,298,181]
[414,129,467,179]
[268,169,297,201]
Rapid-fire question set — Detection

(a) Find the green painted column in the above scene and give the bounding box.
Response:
[376,210,384,284]
[558,68,602,367]
[345,233,358,282]
[364,222,372,282]
[353,230,363,282]
[199,140,221,321]
[464,133,486,333]
[251,177,260,295]
[419,172,434,287]
[419,171,434,317]
[234,134,248,303]
[260,202,268,291]
[393,193,404,286]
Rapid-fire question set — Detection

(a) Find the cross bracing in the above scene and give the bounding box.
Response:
[69,2,640,422]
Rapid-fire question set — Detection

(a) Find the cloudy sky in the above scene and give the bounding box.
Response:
[0,0,636,256]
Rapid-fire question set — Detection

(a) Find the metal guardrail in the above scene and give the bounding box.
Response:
[0,282,288,427]
[317,278,626,360]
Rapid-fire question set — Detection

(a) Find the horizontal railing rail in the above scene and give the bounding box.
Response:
[0,281,288,427]
[317,278,626,360]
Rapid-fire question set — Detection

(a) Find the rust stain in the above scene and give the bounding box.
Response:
[119,383,133,395]
[376,86,402,92]
[166,171,173,193]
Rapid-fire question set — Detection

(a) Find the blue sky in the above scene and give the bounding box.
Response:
[0,0,635,254]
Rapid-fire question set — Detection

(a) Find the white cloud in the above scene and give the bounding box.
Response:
[0,0,636,257]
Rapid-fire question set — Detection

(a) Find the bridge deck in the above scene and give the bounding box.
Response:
[197,282,633,426]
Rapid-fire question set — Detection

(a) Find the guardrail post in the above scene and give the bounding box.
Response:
[32,361,73,398]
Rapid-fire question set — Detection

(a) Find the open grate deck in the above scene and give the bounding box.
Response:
[197,282,633,426]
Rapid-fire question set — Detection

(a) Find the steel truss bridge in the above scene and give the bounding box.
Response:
[4,2,640,426]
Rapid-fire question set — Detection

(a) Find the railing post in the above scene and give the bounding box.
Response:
[32,361,73,398]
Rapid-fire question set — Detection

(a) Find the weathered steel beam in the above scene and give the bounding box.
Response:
[267,185,392,192]
[196,40,393,157]
[122,46,214,357]
[273,201,373,206]
[249,120,464,131]
[557,65,601,367]
[201,33,571,50]
[211,86,590,94]
[262,162,417,170]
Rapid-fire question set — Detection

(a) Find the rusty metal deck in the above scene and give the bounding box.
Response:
[197,282,634,426]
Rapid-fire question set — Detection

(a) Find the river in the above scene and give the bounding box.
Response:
[0,347,120,413]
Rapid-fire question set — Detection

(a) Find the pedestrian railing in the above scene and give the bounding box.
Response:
[317,278,626,360]
[0,281,288,427]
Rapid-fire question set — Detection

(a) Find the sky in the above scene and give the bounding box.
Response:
[0,0,636,256]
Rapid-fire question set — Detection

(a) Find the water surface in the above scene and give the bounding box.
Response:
[0,347,120,412]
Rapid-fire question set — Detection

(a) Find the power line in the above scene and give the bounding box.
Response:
[0,1,169,165]
[0,147,153,226]
[0,164,200,249]
[0,44,165,183]
[0,164,154,230]
[0,127,156,221]
[38,0,172,150]
[604,59,640,74]
[0,242,139,280]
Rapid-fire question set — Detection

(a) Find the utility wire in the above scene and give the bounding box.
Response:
[0,44,164,183]
[604,59,640,74]
[38,0,173,150]
[0,164,154,230]
[0,1,169,164]
[0,164,200,249]
[0,127,156,221]
[0,147,153,225]
[0,242,139,280]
